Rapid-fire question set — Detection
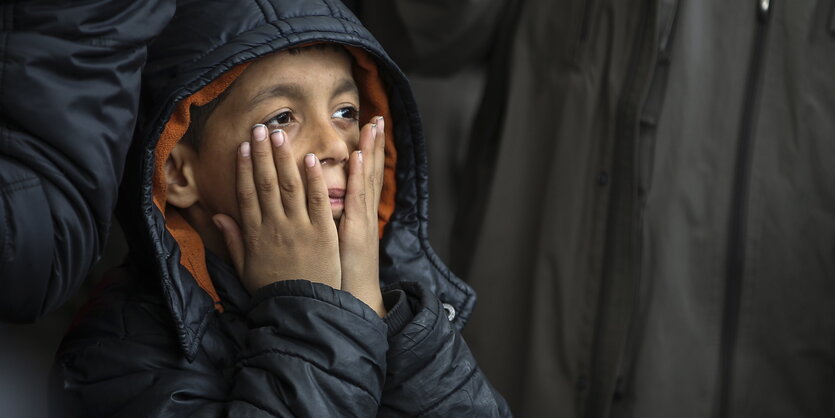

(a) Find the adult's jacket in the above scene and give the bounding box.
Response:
[374,0,835,417]
[0,0,175,322]
[50,0,510,416]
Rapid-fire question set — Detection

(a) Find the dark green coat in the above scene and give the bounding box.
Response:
[364,0,835,416]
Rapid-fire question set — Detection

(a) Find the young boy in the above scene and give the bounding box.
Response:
[50,0,511,417]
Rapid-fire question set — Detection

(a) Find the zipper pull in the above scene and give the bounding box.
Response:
[758,0,772,22]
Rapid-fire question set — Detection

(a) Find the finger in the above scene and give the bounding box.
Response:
[236,141,261,228]
[357,119,377,209]
[270,129,306,218]
[372,116,386,209]
[304,153,332,226]
[249,124,284,218]
[213,214,246,279]
[358,117,377,155]
[342,150,367,225]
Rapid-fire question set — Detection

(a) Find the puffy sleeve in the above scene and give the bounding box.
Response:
[0,0,174,322]
[51,274,510,416]
[51,277,389,417]
[378,282,513,417]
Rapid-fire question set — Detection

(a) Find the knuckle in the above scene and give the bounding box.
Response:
[251,147,271,159]
[274,149,295,165]
[243,233,259,249]
[306,169,321,182]
[279,181,298,197]
[237,189,257,204]
[257,177,276,194]
[269,229,290,246]
[308,190,328,206]
[315,234,335,247]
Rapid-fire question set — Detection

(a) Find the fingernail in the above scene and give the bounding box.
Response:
[356,150,363,163]
[240,142,251,157]
[370,123,377,136]
[252,124,267,142]
[376,116,385,131]
[213,217,224,232]
[270,129,285,147]
[305,153,316,167]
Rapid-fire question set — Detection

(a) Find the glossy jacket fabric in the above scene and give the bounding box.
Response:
[50,0,510,416]
[0,0,174,322]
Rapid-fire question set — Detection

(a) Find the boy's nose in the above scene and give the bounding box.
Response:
[305,120,350,166]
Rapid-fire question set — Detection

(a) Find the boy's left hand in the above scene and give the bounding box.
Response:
[339,116,386,317]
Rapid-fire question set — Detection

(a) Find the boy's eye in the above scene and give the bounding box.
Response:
[265,111,293,127]
[332,106,359,121]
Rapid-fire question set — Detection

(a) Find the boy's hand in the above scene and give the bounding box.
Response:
[213,125,341,294]
[339,116,386,317]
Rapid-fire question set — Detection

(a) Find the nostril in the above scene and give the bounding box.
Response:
[319,158,341,166]
[310,131,351,166]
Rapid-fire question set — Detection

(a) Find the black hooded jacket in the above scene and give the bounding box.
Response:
[0,0,174,322]
[50,0,510,416]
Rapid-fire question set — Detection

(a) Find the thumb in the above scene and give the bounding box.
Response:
[212,214,245,278]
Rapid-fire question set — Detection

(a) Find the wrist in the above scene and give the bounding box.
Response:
[371,297,386,317]
[355,288,386,317]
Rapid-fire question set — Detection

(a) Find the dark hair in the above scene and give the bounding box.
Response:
[287,43,347,56]
[181,43,352,151]
[180,88,231,151]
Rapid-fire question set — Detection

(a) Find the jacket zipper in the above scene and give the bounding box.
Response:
[716,1,773,417]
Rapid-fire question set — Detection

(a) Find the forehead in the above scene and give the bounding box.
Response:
[233,46,355,98]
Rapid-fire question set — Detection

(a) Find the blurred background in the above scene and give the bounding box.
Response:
[0,224,127,417]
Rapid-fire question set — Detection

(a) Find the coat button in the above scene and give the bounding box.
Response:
[612,375,625,401]
[576,375,589,392]
[442,303,456,322]
[757,0,771,20]
[597,171,609,186]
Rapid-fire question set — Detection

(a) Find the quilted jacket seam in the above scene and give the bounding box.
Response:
[239,347,382,403]
[417,366,480,417]
[181,14,367,69]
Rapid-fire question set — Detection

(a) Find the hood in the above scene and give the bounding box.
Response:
[117,0,475,359]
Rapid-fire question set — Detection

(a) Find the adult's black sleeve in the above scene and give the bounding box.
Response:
[0,0,175,322]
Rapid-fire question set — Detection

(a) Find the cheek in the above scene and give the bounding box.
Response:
[348,127,360,149]
[197,145,241,220]
[294,154,309,185]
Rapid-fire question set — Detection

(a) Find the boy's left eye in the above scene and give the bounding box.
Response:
[332,106,359,121]
[265,111,294,127]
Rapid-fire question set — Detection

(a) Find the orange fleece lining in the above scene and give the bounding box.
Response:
[151,45,397,311]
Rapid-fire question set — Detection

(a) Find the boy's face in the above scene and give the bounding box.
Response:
[196,47,359,222]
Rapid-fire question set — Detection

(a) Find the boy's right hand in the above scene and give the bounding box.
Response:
[212,125,341,294]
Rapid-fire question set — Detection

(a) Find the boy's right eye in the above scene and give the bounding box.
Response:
[265,111,294,127]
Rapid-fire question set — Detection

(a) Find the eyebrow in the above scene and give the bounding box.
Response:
[247,78,359,111]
